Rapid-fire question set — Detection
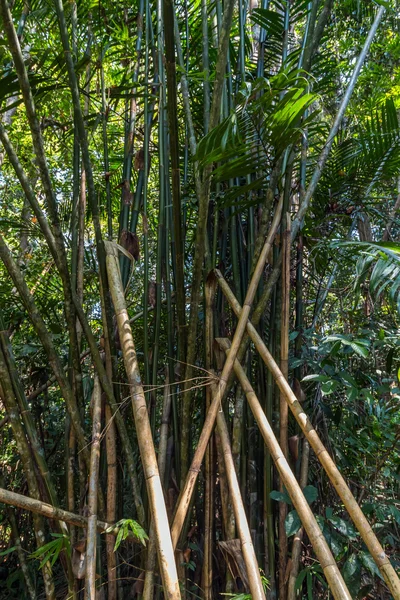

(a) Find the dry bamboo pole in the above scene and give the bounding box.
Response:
[279,212,291,600]
[104,241,181,600]
[85,376,102,600]
[212,382,266,600]
[143,375,172,600]
[171,199,283,548]
[202,404,213,600]
[215,273,400,600]
[0,487,141,539]
[216,339,352,600]
[287,439,310,600]
[103,328,118,600]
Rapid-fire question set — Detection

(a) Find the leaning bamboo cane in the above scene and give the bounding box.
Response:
[215,272,400,599]
[85,376,102,600]
[0,487,141,540]
[105,241,181,600]
[171,198,283,548]
[215,338,352,600]
[143,376,173,600]
[213,383,266,600]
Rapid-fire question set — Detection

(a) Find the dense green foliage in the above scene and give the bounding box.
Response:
[0,0,399,599]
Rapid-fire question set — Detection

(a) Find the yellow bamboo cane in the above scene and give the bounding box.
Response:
[213,381,266,600]
[105,242,181,600]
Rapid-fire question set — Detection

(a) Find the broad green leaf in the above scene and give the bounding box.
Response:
[285,510,301,537]
[270,490,292,505]
[302,485,318,505]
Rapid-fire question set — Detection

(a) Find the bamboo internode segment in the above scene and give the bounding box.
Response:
[105,241,181,600]
[216,339,351,600]
[0,487,134,539]
[214,384,266,600]
[171,199,283,548]
[85,376,102,600]
[215,271,400,600]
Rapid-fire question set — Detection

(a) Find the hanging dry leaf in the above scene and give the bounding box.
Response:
[289,434,300,463]
[134,148,145,171]
[72,539,86,579]
[219,539,249,592]
[122,180,133,205]
[120,230,140,261]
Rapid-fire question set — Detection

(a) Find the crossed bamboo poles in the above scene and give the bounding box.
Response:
[103,215,400,600]
[1,230,398,599]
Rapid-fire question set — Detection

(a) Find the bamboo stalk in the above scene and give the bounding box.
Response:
[292,5,385,241]
[0,487,141,539]
[278,212,291,600]
[104,321,118,600]
[105,241,181,600]
[287,439,310,600]
[105,405,117,600]
[213,383,266,600]
[143,375,172,600]
[171,200,283,547]
[215,338,352,600]
[215,273,400,599]
[53,0,116,391]
[85,376,102,600]
[203,273,217,598]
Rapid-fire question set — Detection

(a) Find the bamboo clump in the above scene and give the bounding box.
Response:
[171,198,283,548]
[215,270,400,600]
[215,338,352,600]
